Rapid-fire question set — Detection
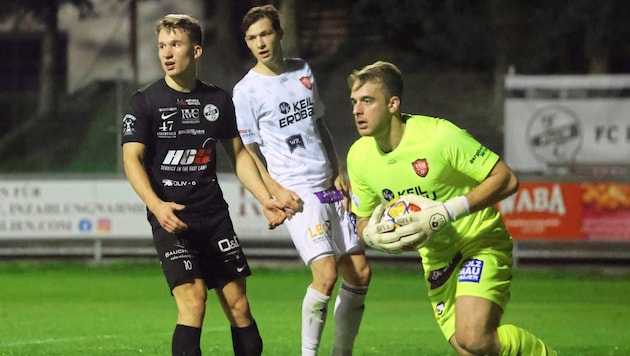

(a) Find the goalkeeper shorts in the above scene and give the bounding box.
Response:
[423,244,513,341]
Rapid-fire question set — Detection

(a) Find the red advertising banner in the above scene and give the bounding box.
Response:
[498,182,583,240]
[497,181,630,241]
[581,183,630,241]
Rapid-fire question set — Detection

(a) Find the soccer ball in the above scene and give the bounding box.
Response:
[381,197,421,225]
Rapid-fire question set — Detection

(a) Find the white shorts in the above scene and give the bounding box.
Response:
[286,188,363,265]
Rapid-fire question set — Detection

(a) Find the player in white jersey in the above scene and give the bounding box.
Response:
[233,5,372,356]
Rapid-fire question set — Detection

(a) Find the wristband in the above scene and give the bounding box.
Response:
[443,196,470,221]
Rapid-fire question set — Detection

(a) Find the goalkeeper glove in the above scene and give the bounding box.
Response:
[362,204,404,254]
[394,194,470,250]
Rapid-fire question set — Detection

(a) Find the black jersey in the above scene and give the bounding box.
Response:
[121,78,237,222]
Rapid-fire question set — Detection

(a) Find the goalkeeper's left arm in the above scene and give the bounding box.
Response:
[395,160,520,249]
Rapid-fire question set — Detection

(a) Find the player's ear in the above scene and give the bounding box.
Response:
[388,96,400,113]
[277,28,284,40]
[193,44,203,59]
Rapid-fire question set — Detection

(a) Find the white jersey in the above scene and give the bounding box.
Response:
[233,58,332,194]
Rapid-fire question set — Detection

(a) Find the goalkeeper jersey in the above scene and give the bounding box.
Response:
[347,114,511,261]
[232,58,332,194]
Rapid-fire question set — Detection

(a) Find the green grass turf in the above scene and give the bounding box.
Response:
[0,260,628,355]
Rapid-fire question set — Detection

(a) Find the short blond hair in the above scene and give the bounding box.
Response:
[156,14,203,46]
[348,61,403,100]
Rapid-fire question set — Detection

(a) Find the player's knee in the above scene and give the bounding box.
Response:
[311,263,339,293]
[228,296,254,325]
[453,330,498,355]
[312,274,338,294]
[338,254,371,287]
[230,294,250,313]
[175,298,206,326]
[355,263,372,286]
[174,283,207,318]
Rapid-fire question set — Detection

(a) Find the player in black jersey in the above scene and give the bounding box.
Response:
[121,14,285,356]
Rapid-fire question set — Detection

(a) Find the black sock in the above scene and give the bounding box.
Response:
[172,324,201,356]
[231,321,263,356]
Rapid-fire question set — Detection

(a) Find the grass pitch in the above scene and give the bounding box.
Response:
[0,259,628,355]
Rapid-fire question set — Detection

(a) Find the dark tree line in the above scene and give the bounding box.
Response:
[3,0,629,118]
[348,0,630,74]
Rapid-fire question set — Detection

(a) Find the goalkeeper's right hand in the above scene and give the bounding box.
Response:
[362,204,404,254]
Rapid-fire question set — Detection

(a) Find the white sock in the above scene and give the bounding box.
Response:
[302,286,330,356]
[332,281,368,355]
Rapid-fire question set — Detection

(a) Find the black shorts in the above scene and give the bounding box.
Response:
[150,210,252,292]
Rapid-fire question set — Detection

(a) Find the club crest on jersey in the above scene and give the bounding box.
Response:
[412,159,429,177]
[299,76,312,90]
[122,114,136,136]
[203,104,219,122]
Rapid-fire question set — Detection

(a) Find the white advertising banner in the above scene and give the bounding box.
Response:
[504,75,630,173]
[0,175,289,241]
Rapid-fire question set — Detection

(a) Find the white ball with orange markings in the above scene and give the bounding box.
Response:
[381,196,422,227]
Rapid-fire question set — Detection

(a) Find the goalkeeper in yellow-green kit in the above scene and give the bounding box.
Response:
[346,60,557,356]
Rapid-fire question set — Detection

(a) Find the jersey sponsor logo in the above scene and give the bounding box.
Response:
[181,108,200,124]
[161,111,178,120]
[382,189,395,202]
[286,134,306,152]
[458,258,483,283]
[218,235,241,252]
[177,128,205,136]
[162,179,197,187]
[162,148,211,165]
[122,114,136,136]
[427,252,462,290]
[299,76,312,89]
[314,189,344,204]
[412,158,429,177]
[164,248,190,259]
[177,98,200,106]
[159,120,174,132]
[203,104,219,121]
[382,187,437,201]
[396,186,437,200]
[279,97,314,128]
[158,120,176,139]
[279,102,291,114]
[308,220,332,238]
[160,148,211,172]
[468,145,490,165]
[238,128,256,139]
